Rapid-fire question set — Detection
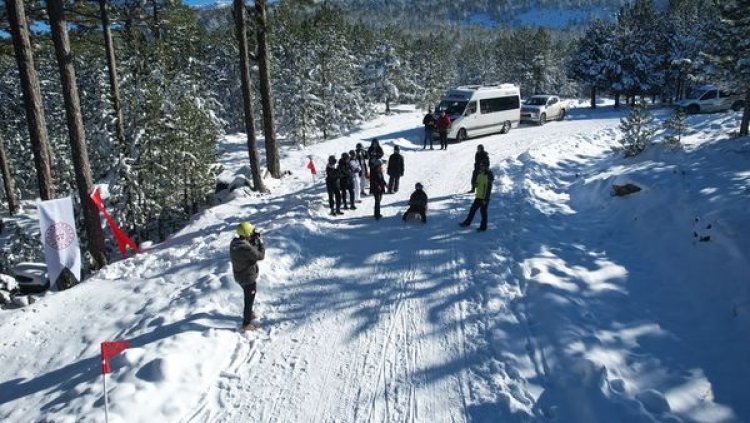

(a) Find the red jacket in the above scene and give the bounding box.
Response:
[436,114,451,132]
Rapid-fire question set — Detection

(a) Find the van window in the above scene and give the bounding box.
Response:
[700,90,717,101]
[480,96,520,114]
[436,100,468,116]
[466,101,477,115]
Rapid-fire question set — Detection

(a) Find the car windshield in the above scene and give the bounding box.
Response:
[525,97,548,106]
[436,100,467,116]
[687,89,709,100]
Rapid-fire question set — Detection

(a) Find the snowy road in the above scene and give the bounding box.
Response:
[180,108,623,423]
[3,106,747,423]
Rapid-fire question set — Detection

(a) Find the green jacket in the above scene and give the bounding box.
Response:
[475,170,494,201]
[230,236,265,286]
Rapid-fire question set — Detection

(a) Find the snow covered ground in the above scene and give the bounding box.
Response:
[1,105,749,423]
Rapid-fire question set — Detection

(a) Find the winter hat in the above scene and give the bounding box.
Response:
[478,144,484,151]
[236,222,255,237]
[328,155,337,165]
[356,143,363,149]
[341,152,349,160]
[394,145,400,152]
[415,182,423,190]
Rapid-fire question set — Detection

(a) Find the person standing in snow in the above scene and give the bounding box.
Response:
[436,111,451,150]
[368,138,384,166]
[470,144,490,192]
[402,182,428,223]
[459,161,493,232]
[338,153,356,210]
[370,159,387,219]
[422,109,436,149]
[349,150,362,203]
[230,222,265,332]
[325,155,343,215]
[387,145,404,194]
[355,143,369,197]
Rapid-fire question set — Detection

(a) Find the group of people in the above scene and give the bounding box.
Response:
[230,137,495,332]
[422,109,452,150]
[324,138,406,220]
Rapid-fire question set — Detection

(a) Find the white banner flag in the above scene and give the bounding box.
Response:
[38,197,81,289]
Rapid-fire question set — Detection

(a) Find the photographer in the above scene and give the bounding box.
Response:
[230,222,265,331]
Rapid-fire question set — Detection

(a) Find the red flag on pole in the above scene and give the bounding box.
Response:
[91,187,140,258]
[101,340,130,374]
[306,158,317,175]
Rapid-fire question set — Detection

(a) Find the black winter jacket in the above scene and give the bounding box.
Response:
[408,189,428,209]
[338,158,352,189]
[326,164,341,190]
[387,152,404,177]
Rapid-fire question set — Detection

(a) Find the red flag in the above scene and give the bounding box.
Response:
[101,340,130,374]
[306,159,317,175]
[91,188,140,258]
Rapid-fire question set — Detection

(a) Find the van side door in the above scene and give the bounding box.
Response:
[547,96,560,119]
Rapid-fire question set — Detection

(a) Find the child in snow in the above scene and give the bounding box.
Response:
[230,222,265,332]
[403,182,428,223]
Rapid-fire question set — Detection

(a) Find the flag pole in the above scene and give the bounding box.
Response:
[103,370,110,423]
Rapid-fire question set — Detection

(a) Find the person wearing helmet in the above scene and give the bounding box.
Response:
[325,155,343,215]
[470,144,490,193]
[369,158,387,219]
[355,143,369,196]
[403,182,428,223]
[230,222,266,332]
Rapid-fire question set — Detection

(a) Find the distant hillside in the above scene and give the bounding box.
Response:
[330,0,637,28]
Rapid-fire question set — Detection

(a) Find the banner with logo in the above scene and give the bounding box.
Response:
[38,197,81,289]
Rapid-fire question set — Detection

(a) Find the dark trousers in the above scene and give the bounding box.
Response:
[439,130,448,149]
[387,176,400,193]
[242,282,257,325]
[403,205,426,222]
[341,185,354,208]
[463,198,488,229]
[423,128,434,149]
[373,192,383,218]
[327,185,341,212]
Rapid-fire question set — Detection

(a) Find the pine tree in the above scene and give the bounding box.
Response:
[570,19,617,108]
[619,101,654,157]
[663,107,687,150]
[704,0,750,136]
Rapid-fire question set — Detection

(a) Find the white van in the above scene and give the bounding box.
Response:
[434,84,521,142]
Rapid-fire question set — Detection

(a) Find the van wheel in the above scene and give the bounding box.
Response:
[457,129,467,143]
[539,113,546,126]
[732,101,744,111]
[687,104,700,114]
[501,121,511,134]
[558,109,566,121]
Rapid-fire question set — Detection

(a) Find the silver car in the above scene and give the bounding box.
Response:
[521,95,567,125]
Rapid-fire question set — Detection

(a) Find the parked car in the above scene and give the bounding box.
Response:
[521,95,567,125]
[675,85,745,114]
[13,262,49,293]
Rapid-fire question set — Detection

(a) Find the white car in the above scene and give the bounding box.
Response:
[13,262,50,293]
[675,85,745,114]
[521,95,567,125]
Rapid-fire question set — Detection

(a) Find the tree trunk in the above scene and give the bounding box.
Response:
[255,0,280,179]
[386,96,391,114]
[7,0,55,200]
[0,135,19,215]
[614,93,621,109]
[233,0,265,192]
[98,0,126,150]
[590,86,597,109]
[741,88,750,137]
[152,0,161,40]
[46,0,108,269]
